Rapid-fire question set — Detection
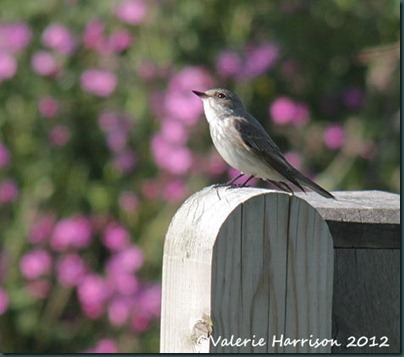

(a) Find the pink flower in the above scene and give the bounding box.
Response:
[243,43,279,78]
[106,131,127,152]
[0,22,32,53]
[206,152,227,178]
[0,142,10,168]
[161,118,188,145]
[284,151,302,170]
[78,274,111,319]
[102,222,130,251]
[137,284,161,317]
[270,97,311,126]
[118,191,138,213]
[0,287,9,315]
[343,87,364,110]
[324,124,345,150]
[83,19,105,50]
[31,51,58,76]
[20,249,52,280]
[28,214,55,244]
[42,23,75,55]
[106,246,144,275]
[108,29,133,53]
[49,125,71,147]
[0,52,17,81]
[0,179,18,204]
[216,51,242,78]
[115,0,147,25]
[113,149,137,173]
[163,179,187,203]
[51,215,92,251]
[26,280,51,299]
[108,297,132,326]
[169,66,213,92]
[38,97,59,118]
[85,338,119,353]
[81,69,117,97]
[151,134,192,174]
[293,102,310,126]
[56,253,87,287]
[270,97,295,125]
[108,272,138,296]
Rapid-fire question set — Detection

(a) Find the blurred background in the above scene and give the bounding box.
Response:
[0,0,399,353]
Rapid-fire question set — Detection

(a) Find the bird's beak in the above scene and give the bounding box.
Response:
[192,90,207,98]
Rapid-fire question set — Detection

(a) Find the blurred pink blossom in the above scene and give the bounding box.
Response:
[293,102,310,125]
[270,97,310,126]
[108,296,132,326]
[28,214,55,244]
[81,69,117,97]
[78,274,111,319]
[98,112,133,133]
[31,51,58,76]
[137,284,161,317]
[0,287,9,314]
[85,338,119,353]
[108,29,133,53]
[42,23,76,55]
[56,253,87,287]
[0,52,17,81]
[26,280,51,299]
[51,215,92,251]
[161,118,188,145]
[151,134,192,174]
[38,97,59,118]
[113,149,137,173]
[115,0,147,25]
[0,178,18,204]
[169,66,213,92]
[270,97,296,124]
[49,125,71,147]
[0,142,10,168]
[324,124,345,150]
[141,180,160,200]
[0,22,32,53]
[118,191,139,213]
[106,131,127,152]
[131,310,151,332]
[106,245,144,275]
[83,19,105,51]
[102,222,130,251]
[20,249,52,280]
[137,61,157,80]
[108,272,138,296]
[343,87,364,110]
[163,179,187,203]
[242,43,279,78]
[284,151,302,170]
[206,152,227,178]
[216,51,242,78]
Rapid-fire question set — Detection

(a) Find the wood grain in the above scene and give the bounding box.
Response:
[161,186,334,353]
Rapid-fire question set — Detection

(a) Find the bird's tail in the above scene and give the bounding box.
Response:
[295,171,335,199]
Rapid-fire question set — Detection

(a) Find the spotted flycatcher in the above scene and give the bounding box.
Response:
[192,88,334,199]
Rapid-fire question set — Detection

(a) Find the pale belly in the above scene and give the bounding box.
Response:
[209,123,286,181]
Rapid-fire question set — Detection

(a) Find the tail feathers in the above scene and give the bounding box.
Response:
[295,172,335,199]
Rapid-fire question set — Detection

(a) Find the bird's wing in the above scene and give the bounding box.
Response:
[232,115,306,191]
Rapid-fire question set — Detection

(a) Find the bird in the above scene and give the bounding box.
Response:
[192,88,335,199]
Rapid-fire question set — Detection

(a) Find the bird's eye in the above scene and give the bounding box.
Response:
[217,92,226,99]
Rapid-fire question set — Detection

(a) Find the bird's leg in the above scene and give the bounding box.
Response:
[266,179,294,194]
[213,173,244,188]
[225,173,244,185]
[240,175,255,187]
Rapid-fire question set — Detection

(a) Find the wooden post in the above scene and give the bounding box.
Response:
[160,187,334,353]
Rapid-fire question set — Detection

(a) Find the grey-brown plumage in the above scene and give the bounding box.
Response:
[193,88,335,199]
